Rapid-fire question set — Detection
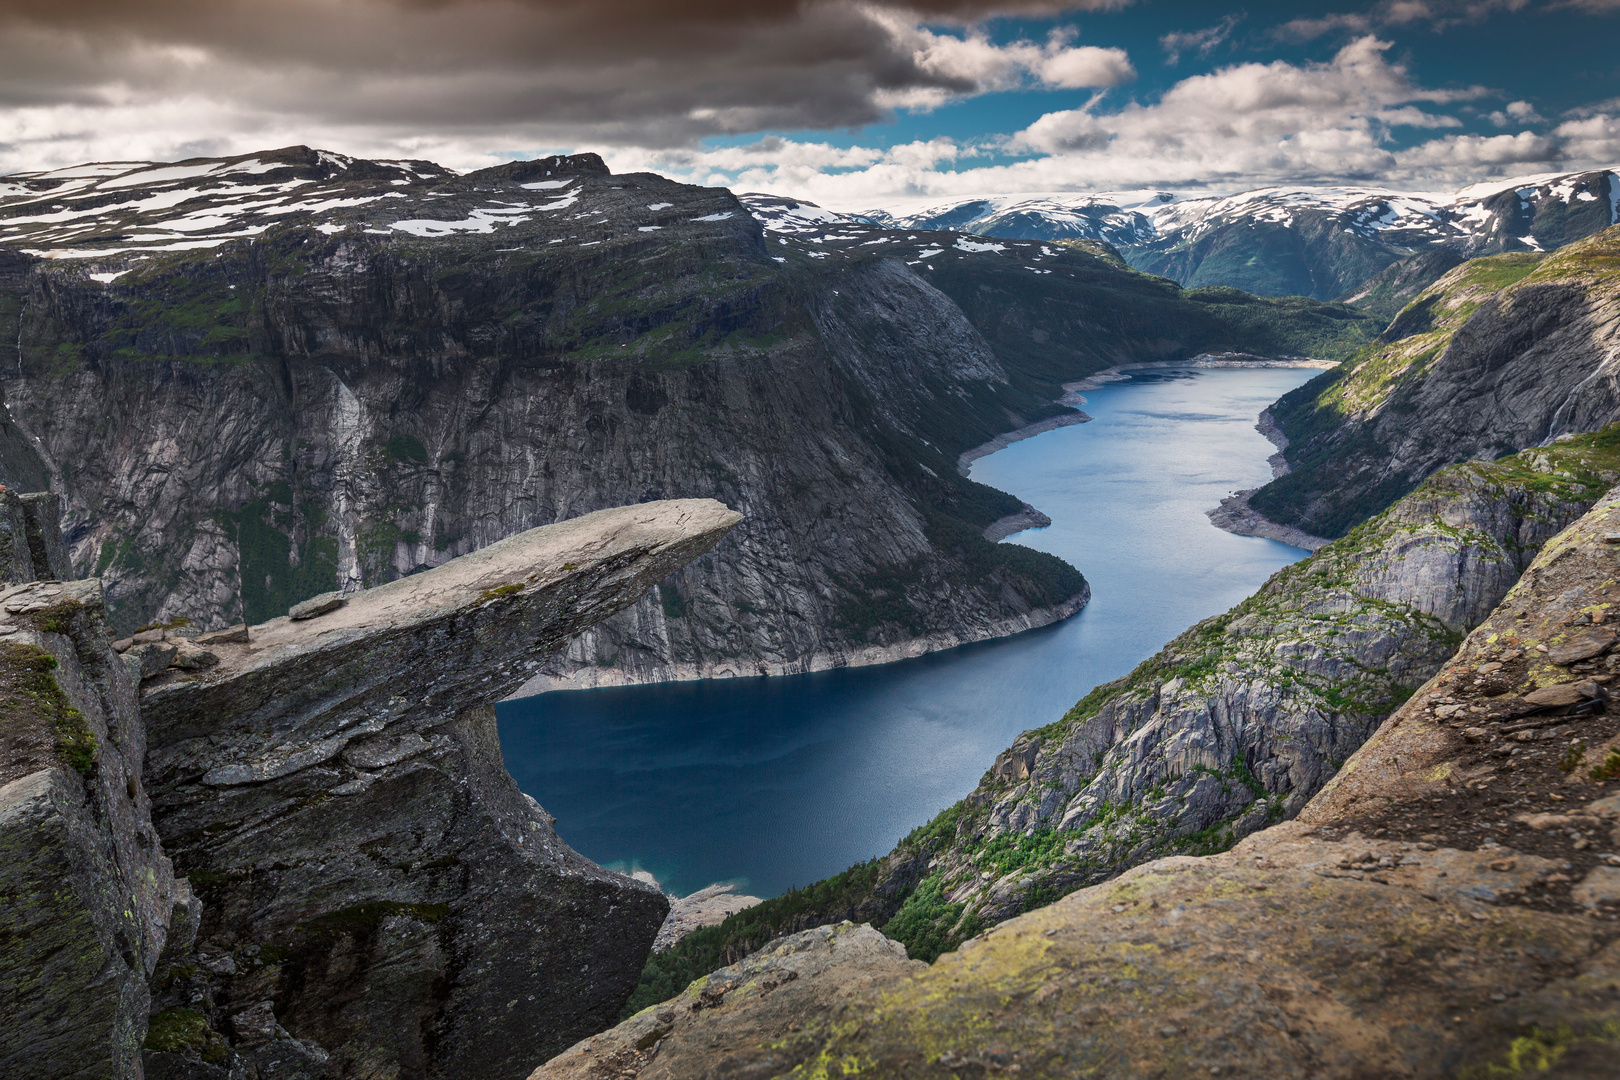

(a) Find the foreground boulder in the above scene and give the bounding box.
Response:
[537,489,1620,1078]
[133,499,740,1080]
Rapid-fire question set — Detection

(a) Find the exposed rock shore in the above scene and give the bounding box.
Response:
[1207,407,1334,550]
[514,583,1089,695]
[1254,226,1620,539]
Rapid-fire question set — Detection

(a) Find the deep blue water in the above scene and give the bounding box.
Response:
[497,367,1317,898]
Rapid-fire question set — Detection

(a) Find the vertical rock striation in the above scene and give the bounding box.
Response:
[874,425,1620,940]
[1254,226,1620,538]
[0,570,188,1077]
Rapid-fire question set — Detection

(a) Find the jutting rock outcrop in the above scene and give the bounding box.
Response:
[0,147,1087,693]
[1,147,1385,694]
[137,499,741,1080]
[537,485,1620,1080]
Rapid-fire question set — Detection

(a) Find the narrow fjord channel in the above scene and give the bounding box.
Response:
[498,367,1319,899]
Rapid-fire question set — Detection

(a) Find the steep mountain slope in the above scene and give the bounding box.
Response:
[1253,225,1620,539]
[0,149,1372,692]
[628,424,1620,1002]
[1334,247,1466,320]
[868,168,1620,300]
[741,195,1381,382]
[0,148,1088,682]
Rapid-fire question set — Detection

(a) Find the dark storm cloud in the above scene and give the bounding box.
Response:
[0,0,1133,146]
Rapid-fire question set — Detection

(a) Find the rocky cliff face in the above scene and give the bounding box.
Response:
[864,425,1620,945]
[2,496,741,1079]
[1253,226,1620,538]
[0,147,1378,694]
[0,147,1097,694]
[537,479,1620,1080]
[0,522,190,1079]
[138,500,739,1080]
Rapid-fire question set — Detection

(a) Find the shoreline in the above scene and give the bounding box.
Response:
[982,502,1052,542]
[519,357,1334,698]
[956,410,1092,477]
[510,585,1090,697]
[1203,405,1333,552]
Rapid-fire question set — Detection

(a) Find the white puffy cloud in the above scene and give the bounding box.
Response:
[618,37,1615,211]
[1010,37,1479,171]
[1487,100,1545,126]
[868,20,1134,110]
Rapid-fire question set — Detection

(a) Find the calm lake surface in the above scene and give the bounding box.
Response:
[497,367,1318,898]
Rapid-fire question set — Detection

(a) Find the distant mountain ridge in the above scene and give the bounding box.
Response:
[856,168,1620,301]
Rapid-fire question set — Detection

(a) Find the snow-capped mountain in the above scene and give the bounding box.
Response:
[867,190,1170,249]
[736,194,876,235]
[0,144,733,262]
[863,169,1620,300]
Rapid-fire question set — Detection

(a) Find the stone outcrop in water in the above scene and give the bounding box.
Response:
[137,499,740,1080]
[536,482,1620,1080]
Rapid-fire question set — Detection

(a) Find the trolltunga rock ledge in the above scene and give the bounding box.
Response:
[137,499,741,1080]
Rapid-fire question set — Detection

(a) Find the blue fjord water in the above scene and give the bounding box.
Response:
[497,367,1319,899]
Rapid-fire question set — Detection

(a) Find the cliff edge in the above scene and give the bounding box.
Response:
[536,488,1620,1078]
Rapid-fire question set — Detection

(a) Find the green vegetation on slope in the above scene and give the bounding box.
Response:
[624,422,1620,1015]
[926,242,1380,414]
[1253,229,1620,539]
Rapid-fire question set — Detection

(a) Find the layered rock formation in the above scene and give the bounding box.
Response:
[537,481,1620,1080]
[138,500,739,1079]
[1254,225,1620,538]
[0,546,189,1078]
[2,496,740,1079]
[0,148,1088,693]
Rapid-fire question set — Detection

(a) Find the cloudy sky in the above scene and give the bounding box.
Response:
[0,0,1615,208]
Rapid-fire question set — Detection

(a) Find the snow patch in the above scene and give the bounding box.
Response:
[646,202,674,210]
[88,271,128,283]
[691,212,734,222]
[98,163,229,190]
[954,238,1006,254]
[389,208,530,236]
[522,179,576,190]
